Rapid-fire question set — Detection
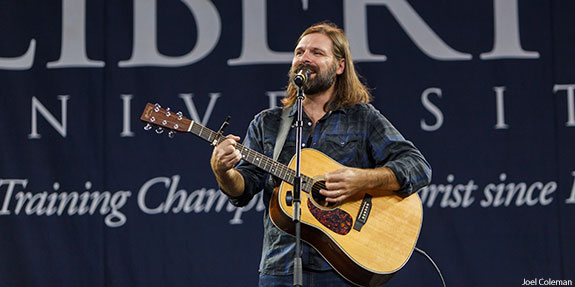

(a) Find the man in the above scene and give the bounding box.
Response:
[210,22,431,286]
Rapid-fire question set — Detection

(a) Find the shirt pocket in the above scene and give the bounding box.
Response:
[324,133,361,147]
[321,133,362,164]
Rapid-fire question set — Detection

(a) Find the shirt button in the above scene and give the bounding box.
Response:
[307,122,312,126]
[302,143,306,147]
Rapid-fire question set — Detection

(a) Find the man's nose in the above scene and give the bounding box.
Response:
[299,50,312,64]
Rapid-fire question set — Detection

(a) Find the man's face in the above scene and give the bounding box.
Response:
[290,33,345,95]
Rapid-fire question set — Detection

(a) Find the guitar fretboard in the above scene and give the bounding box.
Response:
[188,120,313,192]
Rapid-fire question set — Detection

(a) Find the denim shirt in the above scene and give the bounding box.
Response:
[227,103,432,275]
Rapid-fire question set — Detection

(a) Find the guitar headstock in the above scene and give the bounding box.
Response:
[140,103,191,138]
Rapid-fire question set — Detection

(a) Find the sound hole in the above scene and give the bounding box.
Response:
[311,180,337,208]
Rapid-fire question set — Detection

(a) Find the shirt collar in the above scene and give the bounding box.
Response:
[286,103,348,117]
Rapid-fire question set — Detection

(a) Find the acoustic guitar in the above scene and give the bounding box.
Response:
[140,103,423,286]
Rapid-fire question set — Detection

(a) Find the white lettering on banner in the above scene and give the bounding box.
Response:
[0,179,28,215]
[567,171,575,204]
[121,94,135,137]
[494,86,509,129]
[22,84,575,140]
[300,0,309,11]
[480,173,556,207]
[0,0,539,69]
[179,93,221,126]
[1,175,264,227]
[28,95,69,139]
[267,91,287,109]
[0,40,36,70]
[137,175,265,225]
[0,179,131,227]
[137,174,228,214]
[419,174,477,208]
[344,0,471,61]
[1,172,572,225]
[419,173,560,208]
[227,0,292,65]
[138,176,170,214]
[118,0,221,67]
[480,0,540,60]
[420,88,444,131]
[418,84,574,131]
[46,0,104,68]
[553,84,575,127]
[229,190,265,225]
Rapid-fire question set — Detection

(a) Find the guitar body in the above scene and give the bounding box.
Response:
[269,149,423,287]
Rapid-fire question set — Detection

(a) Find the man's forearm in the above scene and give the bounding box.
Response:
[214,168,245,198]
[363,166,401,191]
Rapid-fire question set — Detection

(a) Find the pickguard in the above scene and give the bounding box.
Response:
[307,200,352,235]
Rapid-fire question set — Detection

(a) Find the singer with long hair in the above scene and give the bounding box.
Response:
[210,21,431,286]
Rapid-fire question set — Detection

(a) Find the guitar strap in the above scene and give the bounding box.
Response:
[273,107,293,161]
[267,107,292,188]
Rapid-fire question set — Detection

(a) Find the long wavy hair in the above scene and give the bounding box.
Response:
[282,22,372,111]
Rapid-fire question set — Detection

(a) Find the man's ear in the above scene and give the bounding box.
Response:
[336,58,345,75]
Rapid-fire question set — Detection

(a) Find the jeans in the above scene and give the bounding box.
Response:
[258,269,351,287]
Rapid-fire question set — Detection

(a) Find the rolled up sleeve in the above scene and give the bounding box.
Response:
[368,107,432,195]
[225,113,269,207]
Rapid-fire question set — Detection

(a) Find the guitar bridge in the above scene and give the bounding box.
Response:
[353,194,372,231]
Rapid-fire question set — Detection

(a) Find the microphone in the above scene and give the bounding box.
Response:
[293,67,311,87]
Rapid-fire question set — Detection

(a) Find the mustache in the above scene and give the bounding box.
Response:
[291,64,317,75]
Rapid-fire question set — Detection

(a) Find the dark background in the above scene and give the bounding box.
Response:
[1,0,573,286]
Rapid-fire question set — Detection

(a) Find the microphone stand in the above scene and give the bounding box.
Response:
[292,84,305,287]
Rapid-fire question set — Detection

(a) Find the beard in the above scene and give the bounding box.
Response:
[290,61,338,95]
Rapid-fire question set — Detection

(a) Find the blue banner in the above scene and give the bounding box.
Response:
[1,1,574,286]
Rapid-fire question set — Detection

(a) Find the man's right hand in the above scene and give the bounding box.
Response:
[210,134,242,175]
[210,134,245,198]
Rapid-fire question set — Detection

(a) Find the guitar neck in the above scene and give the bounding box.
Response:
[141,103,308,188]
[188,120,298,183]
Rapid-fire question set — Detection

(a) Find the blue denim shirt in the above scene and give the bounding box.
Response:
[227,103,431,275]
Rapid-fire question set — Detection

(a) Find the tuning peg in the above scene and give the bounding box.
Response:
[177,111,183,120]
[168,130,176,138]
[165,107,171,117]
[155,127,164,134]
[154,103,161,112]
[144,123,152,131]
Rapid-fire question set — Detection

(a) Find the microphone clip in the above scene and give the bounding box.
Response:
[293,67,311,87]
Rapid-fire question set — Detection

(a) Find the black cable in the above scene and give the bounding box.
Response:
[414,247,446,287]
